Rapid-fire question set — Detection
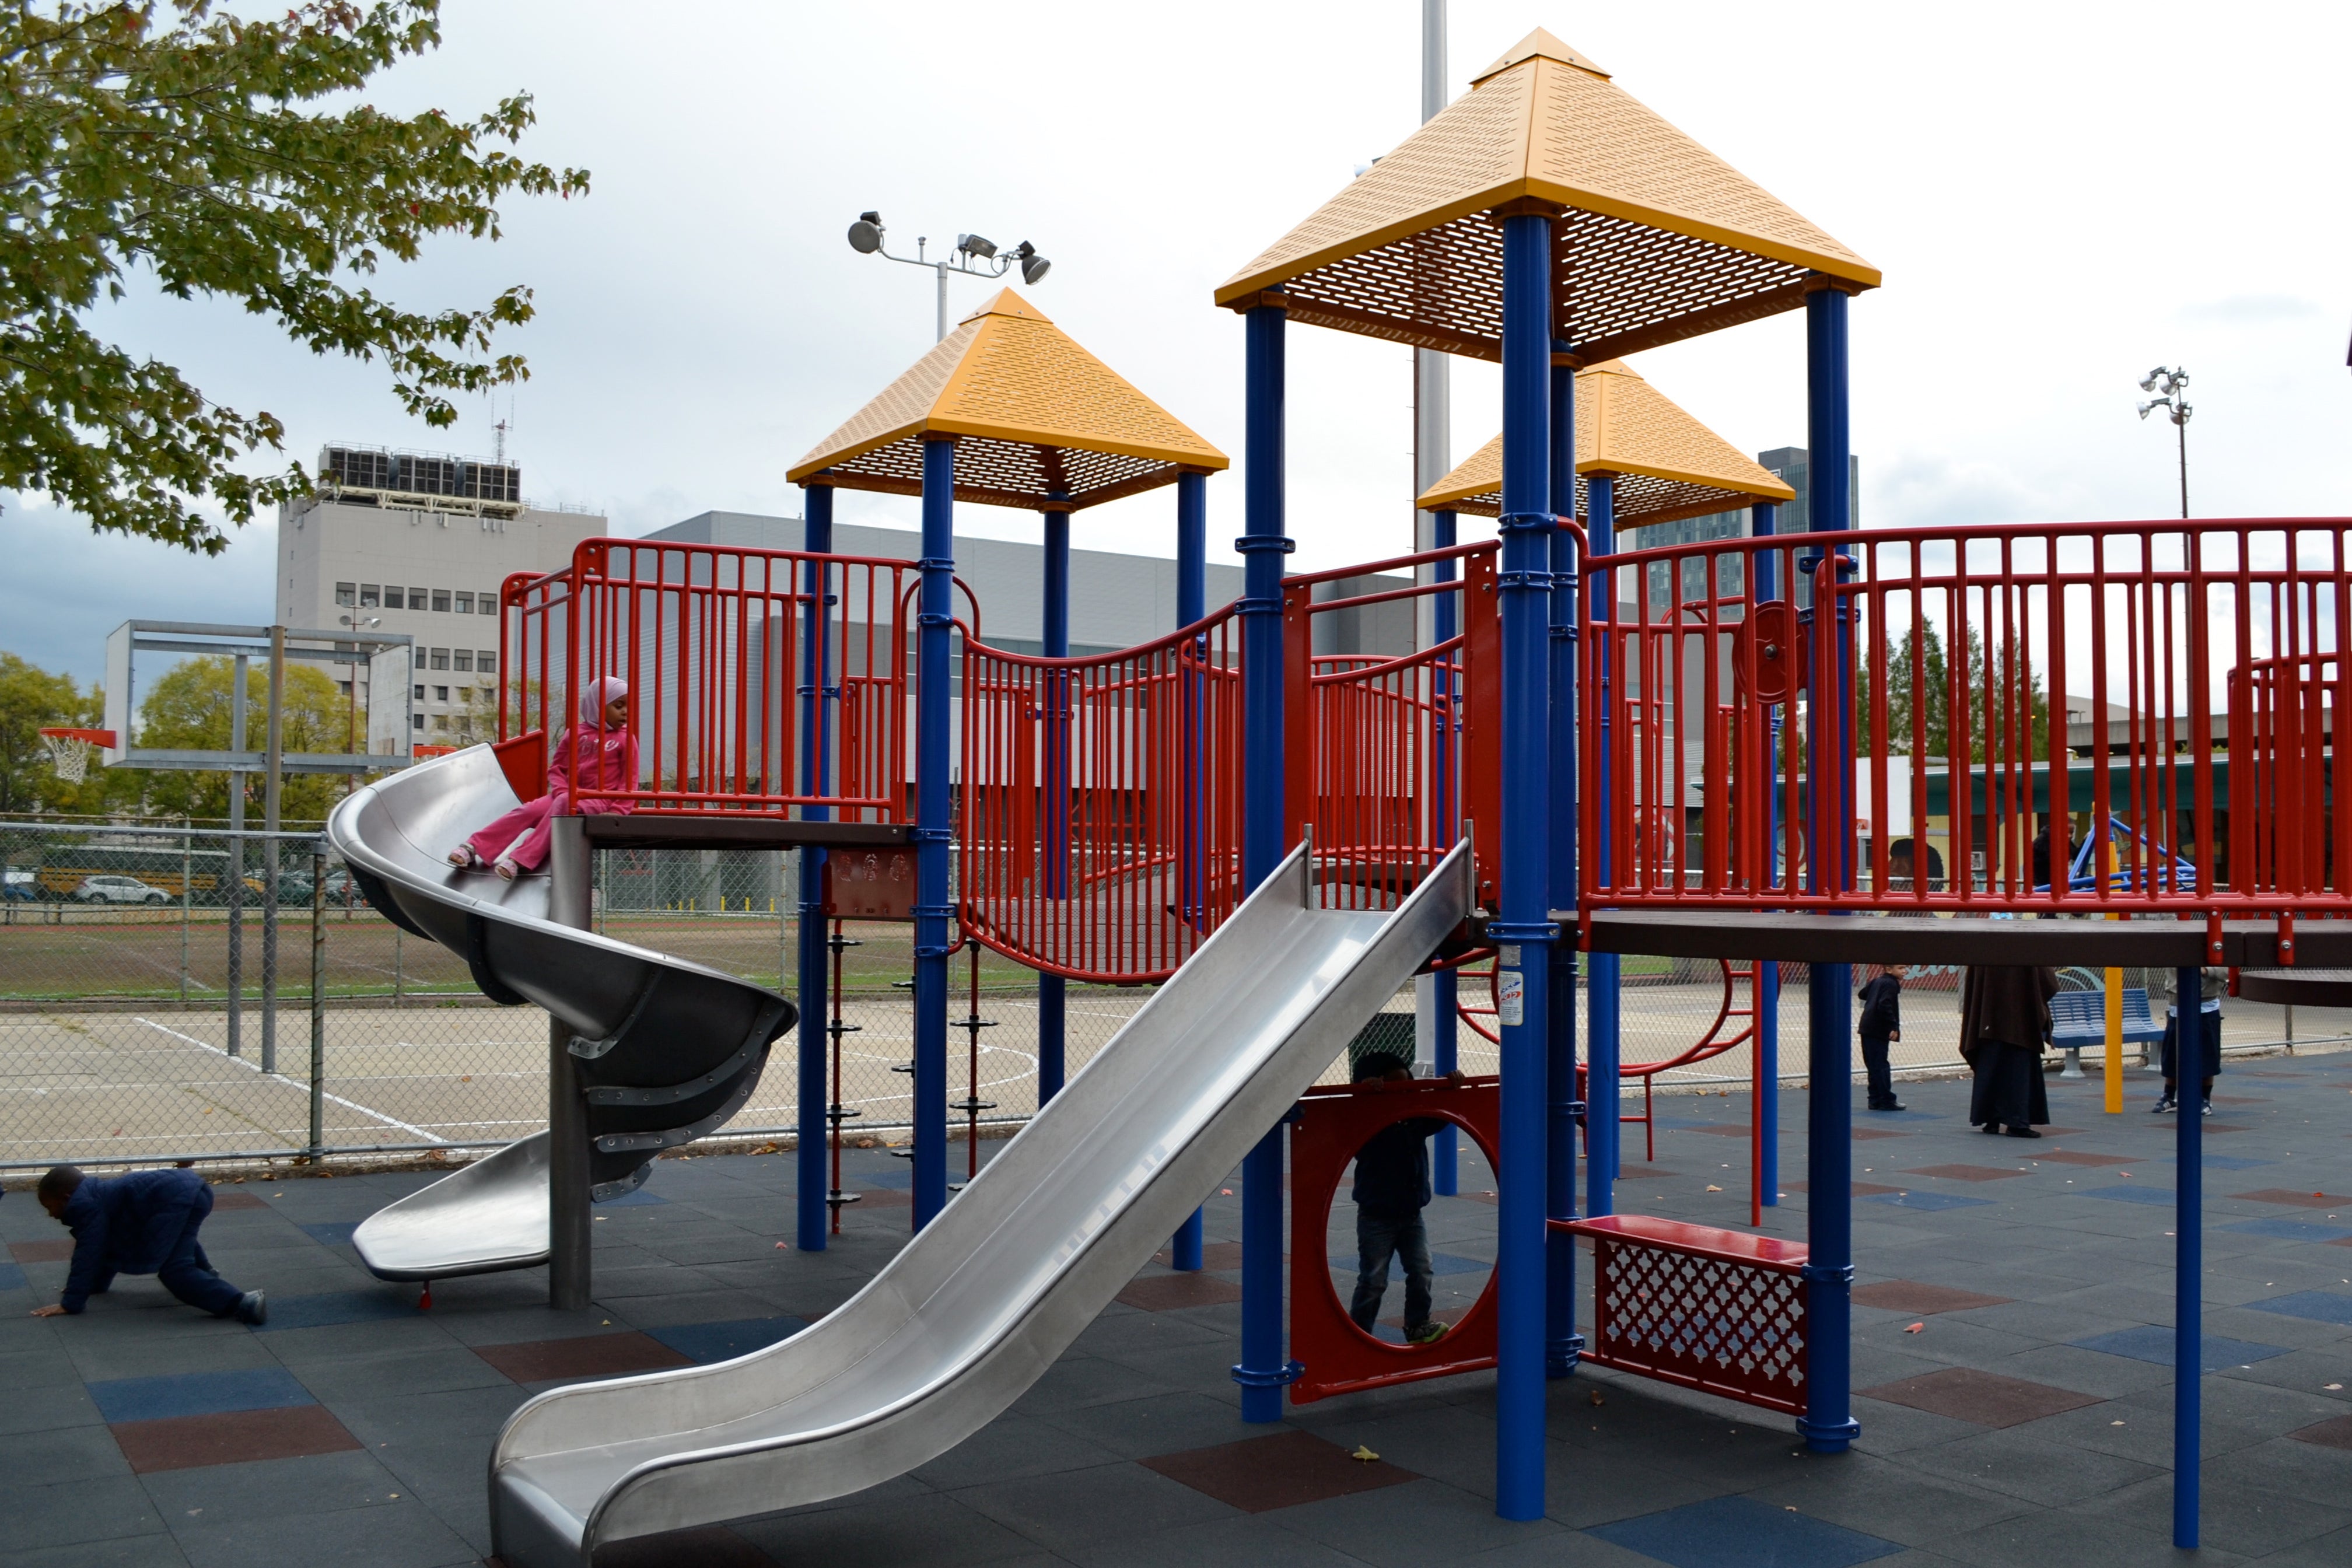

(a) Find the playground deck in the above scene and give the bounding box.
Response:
[7,1055,2350,1567]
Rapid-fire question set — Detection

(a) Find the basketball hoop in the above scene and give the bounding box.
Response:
[37,728,114,785]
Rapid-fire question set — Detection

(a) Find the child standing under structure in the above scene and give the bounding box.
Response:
[450,678,638,880]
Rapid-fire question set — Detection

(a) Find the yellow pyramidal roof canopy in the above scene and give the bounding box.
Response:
[789,288,1227,511]
[1216,29,1878,364]
[1416,359,1794,527]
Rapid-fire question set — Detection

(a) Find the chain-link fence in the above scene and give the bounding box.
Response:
[9,817,2344,1177]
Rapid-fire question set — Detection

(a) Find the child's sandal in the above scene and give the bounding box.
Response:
[494,858,519,882]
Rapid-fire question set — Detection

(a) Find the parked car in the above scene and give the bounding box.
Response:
[74,874,170,905]
[242,871,315,905]
[2,867,40,902]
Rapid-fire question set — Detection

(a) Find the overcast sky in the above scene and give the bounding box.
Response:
[7,0,2350,681]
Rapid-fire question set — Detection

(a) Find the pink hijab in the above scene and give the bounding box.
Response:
[580,676,629,727]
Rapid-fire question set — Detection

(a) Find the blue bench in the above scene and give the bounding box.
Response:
[2049,988,2165,1071]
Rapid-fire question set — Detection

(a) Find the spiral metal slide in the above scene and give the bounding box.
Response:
[325,745,796,1282]
[477,839,1471,1567]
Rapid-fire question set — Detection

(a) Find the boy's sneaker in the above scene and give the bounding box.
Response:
[2152,1094,2178,1114]
[2200,1100,2214,1118]
[234,1291,267,1326]
[1406,1321,1450,1346]
[1869,1100,1908,1113]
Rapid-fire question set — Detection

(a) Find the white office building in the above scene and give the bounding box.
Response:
[275,446,607,746]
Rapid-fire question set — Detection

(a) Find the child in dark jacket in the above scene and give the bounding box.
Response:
[28,1166,265,1324]
[1856,965,1908,1112]
[1348,1054,1465,1345]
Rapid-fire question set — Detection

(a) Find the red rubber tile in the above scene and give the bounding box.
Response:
[1903,1165,2032,1182]
[473,1332,694,1384]
[9,1238,75,1264]
[2291,1414,2352,1451]
[1850,1129,1909,1141]
[1851,1281,2013,1315]
[2032,1150,2138,1167]
[209,1190,271,1210]
[111,1405,360,1473]
[1154,1241,1244,1270]
[1858,1367,2103,1428]
[2233,1189,2352,1209]
[1142,1429,1416,1512]
[1115,1273,1244,1312]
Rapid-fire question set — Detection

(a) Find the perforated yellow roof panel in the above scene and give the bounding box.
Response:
[1416,360,1793,528]
[789,289,1228,510]
[1214,30,1878,364]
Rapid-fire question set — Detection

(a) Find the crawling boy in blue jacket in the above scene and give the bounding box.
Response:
[28,1165,265,1324]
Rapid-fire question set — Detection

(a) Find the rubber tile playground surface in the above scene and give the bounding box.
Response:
[5,1055,2352,1567]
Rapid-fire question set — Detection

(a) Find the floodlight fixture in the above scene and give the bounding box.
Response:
[848,212,1056,339]
[2134,365,2193,518]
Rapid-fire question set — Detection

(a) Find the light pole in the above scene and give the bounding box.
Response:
[2137,366,2192,519]
[846,212,1051,341]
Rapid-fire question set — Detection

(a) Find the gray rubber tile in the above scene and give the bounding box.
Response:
[164,1495,475,1568]
[0,1476,170,1553]
[955,1461,1237,1554]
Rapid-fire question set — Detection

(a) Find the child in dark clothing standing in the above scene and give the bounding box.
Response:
[1348,1054,1464,1345]
[1856,965,1908,1112]
[27,1166,265,1324]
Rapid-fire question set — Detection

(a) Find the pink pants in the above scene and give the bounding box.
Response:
[466,794,565,873]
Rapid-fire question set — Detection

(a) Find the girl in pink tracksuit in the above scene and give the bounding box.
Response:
[450,677,639,879]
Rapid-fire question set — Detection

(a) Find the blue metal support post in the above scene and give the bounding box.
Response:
[1037,503,1070,1107]
[912,437,956,1230]
[2175,963,2203,1546]
[1545,348,1583,1379]
[1493,208,1555,1520]
[1234,302,1298,1420]
[1586,475,1619,1224]
[1430,508,1461,1196]
[1170,470,1209,1273]
[1752,501,1779,1205]
[796,481,835,1250]
[1798,282,1859,1453]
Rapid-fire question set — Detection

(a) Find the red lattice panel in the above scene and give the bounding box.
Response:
[1563,1214,1807,1416]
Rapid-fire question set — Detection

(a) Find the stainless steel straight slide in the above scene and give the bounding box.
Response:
[325,745,795,1281]
[485,838,1474,1567]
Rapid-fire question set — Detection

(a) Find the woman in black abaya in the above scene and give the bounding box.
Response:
[1961,964,2058,1138]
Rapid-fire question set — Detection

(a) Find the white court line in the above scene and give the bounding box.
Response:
[132,1016,439,1143]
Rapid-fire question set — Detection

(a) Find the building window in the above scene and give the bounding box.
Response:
[433,685,449,702]
[477,651,496,674]
[452,649,473,673]
[433,714,449,732]
[412,684,424,701]
[454,592,473,614]
[411,587,433,610]
[335,583,355,607]
[411,713,424,730]
[430,648,450,670]
[456,688,473,706]
[338,681,352,696]
[432,589,451,612]
[360,584,380,608]
[480,591,496,614]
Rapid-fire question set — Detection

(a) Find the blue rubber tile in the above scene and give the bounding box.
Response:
[2220,1218,2352,1242]
[2070,1325,2293,1371]
[297,1222,360,1247]
[2245,1290,2352,1326]
[598,1189,669,1208]
[251,1290,419,1333]
[1588,1494,1904,1568]
[88,1366,312,1423]
[646,1315,807,1363]
[2077,1186,2178,1206]
[1861,1191,1993,1212]
[2160,1154,2273,1170]
[0,1261,25,1291]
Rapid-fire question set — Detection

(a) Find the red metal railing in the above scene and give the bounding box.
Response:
[1283,544,1502,911]
[957,608,1246,982]
[500,539,972,818]
[1583,519,2352,915]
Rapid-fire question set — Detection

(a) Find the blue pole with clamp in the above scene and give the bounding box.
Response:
[1798,281,1859,1454]
[1037,499,1070,1107]
[1171,468,1208,1272]
[912,435,957,1230]
[1586,474,1619,1225]
[1493,208,1555,1521]
[1234,300,1299,1420]
[1546,346,1583,1380]
[1752,500,1780,1206]
[1432,506,1461,1196]
[796,481,835,1251]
